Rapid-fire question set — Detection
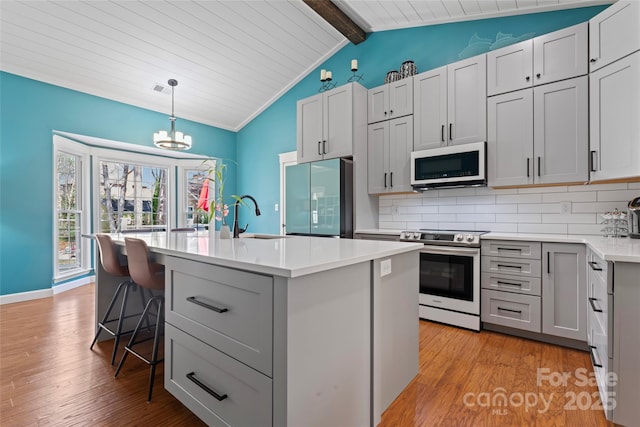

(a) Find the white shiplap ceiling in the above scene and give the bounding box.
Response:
[0,0,611,132]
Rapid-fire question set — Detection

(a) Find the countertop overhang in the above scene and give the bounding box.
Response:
[106,232,423,278]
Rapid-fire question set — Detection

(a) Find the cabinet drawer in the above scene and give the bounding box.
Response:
[587,248,608,285]
[165,324,272,427]
[481,289,541,332]
[481,272,541,296]
[588,310,609,379]
[481,240,541,259]
[588,268,609,334]
[165,257,273,375]
[481,256,541,278]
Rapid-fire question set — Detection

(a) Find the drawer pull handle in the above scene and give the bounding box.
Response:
[187,296,228,313]
[588,297,603,313]
[588,261,603,271]
[589,346,603,368]
[497,264,522,270]
[497,307,522,314]
[497,280,522,287]
[497,247,522,253]
[186,372,228,401]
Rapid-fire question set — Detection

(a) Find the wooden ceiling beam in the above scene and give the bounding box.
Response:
[303,0,366,45]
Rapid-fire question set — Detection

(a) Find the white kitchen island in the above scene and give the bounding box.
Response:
[94,232,422,427]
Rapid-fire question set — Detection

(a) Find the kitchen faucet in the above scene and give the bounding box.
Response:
[233,195,261,238]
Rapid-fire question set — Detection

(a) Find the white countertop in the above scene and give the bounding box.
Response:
[354,229,640,263]
[108,232,423,278]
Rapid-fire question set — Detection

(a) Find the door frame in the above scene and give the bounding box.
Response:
[279,151,297,235]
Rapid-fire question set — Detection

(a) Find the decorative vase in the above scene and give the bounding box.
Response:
[219,224,231,239]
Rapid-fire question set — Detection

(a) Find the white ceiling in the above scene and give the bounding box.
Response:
[0,0,611,132]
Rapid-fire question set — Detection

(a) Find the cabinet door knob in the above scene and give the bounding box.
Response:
[449,123,453,140]
[590,58,597,63]
[536,73,541,78]
[525,76,530,81]
[441,124,445,142]
[384,111,387,115]
[390,172,393,187]
[590,150,598,172]
[384,172,387,188]
[318,141,322,155]
[537,157,541,177]
[526,158,530,177]
[389,109,393,114]
[322,140,327,154]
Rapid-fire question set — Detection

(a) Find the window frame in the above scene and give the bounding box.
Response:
[53,137,91,281]
[177,159,216,228]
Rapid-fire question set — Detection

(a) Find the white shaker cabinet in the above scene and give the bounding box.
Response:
[488,76,588,186]
[297,83,367,163]
[533,23,588,86]
[487,89,534,187]
[541,243,586,341]
[368,116,414,194]
[589,0,640,72]
[413,54,486,151]
[487,23,587,96]
[589,51,640,182]
[533,77,588,185]
[368,79,413,124]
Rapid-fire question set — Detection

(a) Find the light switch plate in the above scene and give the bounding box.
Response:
[381,259,392,277]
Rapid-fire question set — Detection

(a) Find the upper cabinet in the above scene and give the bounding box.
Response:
[413,54,486,151]
[487,23,587,96]
[488,77,588,186]
[367,116,414,194]
[297,83,367,163]
[368,79,413,124]
[589,1,640,72]
[590,51,640,181]
[589,1,640,182]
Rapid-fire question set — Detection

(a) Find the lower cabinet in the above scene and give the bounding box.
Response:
[542,243,586,341]
[481,240,587,343]
[166,323,273,427]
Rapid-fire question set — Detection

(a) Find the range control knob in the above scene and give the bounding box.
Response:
[455,234,464,241]
[413,232,422,239]
[466,234,475,242]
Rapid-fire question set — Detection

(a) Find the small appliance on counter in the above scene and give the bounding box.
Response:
[629,196,640,239]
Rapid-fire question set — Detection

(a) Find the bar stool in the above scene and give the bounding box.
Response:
[115,237,165,402]
[90,234,148,365]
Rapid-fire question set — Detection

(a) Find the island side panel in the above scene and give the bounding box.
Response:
[281,261,371,427]
[372,251,419,425]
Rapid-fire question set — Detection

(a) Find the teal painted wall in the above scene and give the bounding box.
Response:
[236,5,607,234]
[0,72,236,295]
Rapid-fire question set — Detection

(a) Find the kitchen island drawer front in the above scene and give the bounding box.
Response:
[587,248,609,287]
[481,240,541,259]
[481,256,541,278]
[165,257,273,375]
[481,289,541,332]
[165,324,272,427]
[481,272,541,296]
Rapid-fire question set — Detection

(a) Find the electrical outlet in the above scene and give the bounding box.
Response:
[560,201,571,214]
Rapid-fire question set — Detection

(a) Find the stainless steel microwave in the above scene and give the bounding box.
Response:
[411,141,486,190]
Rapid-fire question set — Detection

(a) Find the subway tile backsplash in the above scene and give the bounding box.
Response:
[378,183,639,234]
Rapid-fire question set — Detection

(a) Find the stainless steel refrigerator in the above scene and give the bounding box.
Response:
[285,158,353,238]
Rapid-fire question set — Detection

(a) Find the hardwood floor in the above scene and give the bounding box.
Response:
[1,284,616,426]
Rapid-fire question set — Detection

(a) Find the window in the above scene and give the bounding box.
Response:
[178,159,216,228]
[98,160,169,233]
[55,151,84,277]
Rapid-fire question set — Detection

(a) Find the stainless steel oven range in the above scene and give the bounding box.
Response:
[400,229,487,331]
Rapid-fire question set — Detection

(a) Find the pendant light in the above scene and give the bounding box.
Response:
[153,79,192,150]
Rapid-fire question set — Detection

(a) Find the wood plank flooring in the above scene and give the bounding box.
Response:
[1,284,616,426]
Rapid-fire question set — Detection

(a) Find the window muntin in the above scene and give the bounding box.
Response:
[98,160,168,233]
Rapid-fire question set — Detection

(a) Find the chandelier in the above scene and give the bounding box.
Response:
[153,79,192,150]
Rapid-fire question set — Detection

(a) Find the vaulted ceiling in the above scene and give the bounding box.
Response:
[0,0,611,131]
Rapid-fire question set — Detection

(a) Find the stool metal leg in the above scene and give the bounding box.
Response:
[115,295,165,402]
[110,281,135,365]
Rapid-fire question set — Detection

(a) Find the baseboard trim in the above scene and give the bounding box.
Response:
[53,276,94,295]
[0,276,94,305]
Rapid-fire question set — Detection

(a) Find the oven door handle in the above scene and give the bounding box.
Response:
[419,246,480,256]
